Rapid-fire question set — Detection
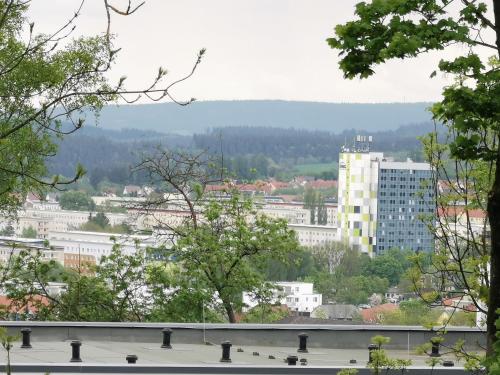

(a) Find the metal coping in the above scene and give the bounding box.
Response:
[7,364,467,375]
[0,321,485,332]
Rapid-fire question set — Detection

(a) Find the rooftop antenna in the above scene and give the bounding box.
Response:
[353,135,373,152]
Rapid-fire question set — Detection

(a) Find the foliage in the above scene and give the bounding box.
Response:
[307,245,411,305]
[336,369,358,375]
[368,336,412,375]
[311,241,351,274]
[0,327,18,375]
[381,299,439,326]
[0,1,204,216]
[241,304,289,324]
[0,224,15,237]
[171,192,299,322]
[335,275,389,305]
[145,262,224,323]
[59,191,96,211]
[304,187,328,225]
[362,248,412,286]
[328,0,499,354]
[261,247,315,281]
[21,226,37,239]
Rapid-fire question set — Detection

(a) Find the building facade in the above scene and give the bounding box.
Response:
[288,224,338,247]
[376,161,434,253]
[338,137,434,255]
[242,281,322,314]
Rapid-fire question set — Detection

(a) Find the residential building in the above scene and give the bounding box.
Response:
[0,237,65,265]
[288,224,338,247]
[260,202,310,225]
[48,230,159,263]
[16,209,131,239]
[242,281,322,315]
[338,136,434,256]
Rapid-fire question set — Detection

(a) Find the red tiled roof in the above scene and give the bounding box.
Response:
[438,207,486,219]
[306,180,338,189]
[360,303,398,324]
[0,295,49,314]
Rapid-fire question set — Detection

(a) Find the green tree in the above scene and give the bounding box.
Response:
[303,187,327,225]
[135,149,299,323]
[328,0,499,353]
[0,224,15,237]
[59,191,95,211]
[21,226,37,239]
[335,275,389,305]
[261,247,316,281]
[304,187,317,224]
[361,249,412,286]
[0,1,203,216]
[89,212,110,228]
[172,192,298,323]
[7,243,156,321]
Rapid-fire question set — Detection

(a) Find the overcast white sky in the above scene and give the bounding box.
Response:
[27,1,474,103]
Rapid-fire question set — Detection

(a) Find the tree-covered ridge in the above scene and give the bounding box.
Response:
[47,123,432,186]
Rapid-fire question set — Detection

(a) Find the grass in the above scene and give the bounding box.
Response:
[292,162,338,176]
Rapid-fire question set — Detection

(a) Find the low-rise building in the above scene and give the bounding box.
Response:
[48,230,159,263]
[0,237,64,265]
[16,209,131,239]
[243,281,322,315]
[288,224,338,247]
[260,202,310,225]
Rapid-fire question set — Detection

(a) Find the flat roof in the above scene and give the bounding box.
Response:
[4,341,459,369]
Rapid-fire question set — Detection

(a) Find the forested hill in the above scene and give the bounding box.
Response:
[47,123,432,185]
[94,101,433,134]
[194,123,432,161]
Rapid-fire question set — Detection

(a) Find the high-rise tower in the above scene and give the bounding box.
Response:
[338,136,434,256]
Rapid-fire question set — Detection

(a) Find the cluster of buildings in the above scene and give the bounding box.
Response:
[0,135,489,319]
[0,136,450,278]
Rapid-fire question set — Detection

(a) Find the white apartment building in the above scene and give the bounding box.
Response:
[260,202,310,225]
[48,230,159,263]
[288,224,338,247]
[16,209,131,239]
[242,282,322,314]
[325,203,338,227]
[0,237,65,265]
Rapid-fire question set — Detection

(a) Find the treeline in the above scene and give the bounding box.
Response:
[194,123,432,163]
[46,123,433,187]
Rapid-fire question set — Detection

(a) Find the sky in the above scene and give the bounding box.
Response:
[27,0,473,103]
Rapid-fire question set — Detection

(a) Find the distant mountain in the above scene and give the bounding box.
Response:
[92,101,433,135]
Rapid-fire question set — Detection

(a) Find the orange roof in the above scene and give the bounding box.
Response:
[0,295,49,314]
[270,181,289,189]
[438,206,486,219]
[306,180,338,189]
[360,303,398,324]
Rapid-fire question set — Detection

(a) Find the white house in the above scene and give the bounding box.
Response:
[242,281,322,315]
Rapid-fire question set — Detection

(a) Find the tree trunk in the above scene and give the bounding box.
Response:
[223,300,236,323]
[487,152,500,355]
[487,0,500,355]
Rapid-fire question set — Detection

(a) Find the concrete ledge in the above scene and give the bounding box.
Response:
[1,322,486,350]
[7,363,469,374]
